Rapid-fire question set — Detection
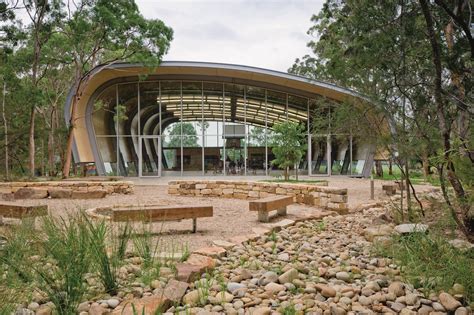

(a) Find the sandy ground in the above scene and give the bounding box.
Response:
[2,176,435,251]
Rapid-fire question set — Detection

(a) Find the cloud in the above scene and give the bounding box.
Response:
[136,0,323,71]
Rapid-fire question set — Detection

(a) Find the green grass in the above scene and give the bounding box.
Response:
[374,232,474,302]
[375,166,441,186]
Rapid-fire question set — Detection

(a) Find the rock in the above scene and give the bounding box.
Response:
[359,296,372,306]
[399,309,416,315]
[111,295,171,315]
[252,307,271,315]
[258,271,278,286]
[277,252,290,261]
[432,302,446,311]
[163,279,188,303]
[212,240,236,249]
[388,281,405,297]
[185,254,216,270]
[27,303,39,311]
[77,302,90,312]
[335,271,351,282]
[14,187,48,199]
[227,282,247,294]
[439,292,461,311]
[364,225,393,241]
[448,239,474,250]
[88,304,108,315]
[48,188,72,199]
[315,284,336,298]
[330,304,347,315]
[264,282,286,294]
[35,306,52,315]
[388,302,405,313]
[193,246,226,258]
[208,292,234,304]
[455,307,469,315]
[183,290,201,306]
[107,298,120,308]
[405,293,418,306]
[394,223,428,234]
[278,268,299,284]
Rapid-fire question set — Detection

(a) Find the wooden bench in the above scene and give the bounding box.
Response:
[93,205,213,233]
[0,204,48,226]
[382,184,397,196]
[249,195,293,222]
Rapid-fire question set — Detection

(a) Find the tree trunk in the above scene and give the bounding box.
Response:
[284,166,289,181]
[375,160,383,177]
[48,107,55,176]
[28,106,36,177]
[2,81,8,179]
[419,0,473,240]
[421,150,430,179]
[388,158,393,175]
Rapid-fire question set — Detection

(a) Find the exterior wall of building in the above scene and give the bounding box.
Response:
[65,62,377,177]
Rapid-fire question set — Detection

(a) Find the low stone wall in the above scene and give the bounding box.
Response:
[0,181,134,199]
[168,180,348,214]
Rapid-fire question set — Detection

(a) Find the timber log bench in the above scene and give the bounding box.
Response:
[0,204,48,226]
[249,195,293,222]
[86,204,213,233]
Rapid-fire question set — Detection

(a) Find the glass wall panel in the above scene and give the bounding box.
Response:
[118,136,138,176]
[139,82,160,136]
[330,135,351,175]
[351,138,369,176]
[182,135,203,173]
[310,135,329,175]
[140,137,160,176]
[204,135,222,174]
[93,85,117,136]
[162,134,179,172]
[96,136,117,175]
[117,83,138,137]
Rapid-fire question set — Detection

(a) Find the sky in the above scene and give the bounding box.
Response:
[135,0,324,72]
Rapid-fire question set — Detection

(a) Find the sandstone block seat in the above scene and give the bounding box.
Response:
[0,204,48,226]
[86,204,213,233]
[382,184,397,196]
[249,195,293,222]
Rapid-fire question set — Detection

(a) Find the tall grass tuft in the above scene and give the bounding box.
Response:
[36,215,92,314]
[375,232,474,302]
[85,217,119,295]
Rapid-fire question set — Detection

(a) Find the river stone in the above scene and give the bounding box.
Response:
[335,271,351,282]
[227,282,246,294]
[394,223,428,234]
[208,292,234,304]
[106,299,120,308]
[454,307,469,315]
[264,282,286,294]
[388,281,405,297]
[258,271,278,286]
[278,268,299,284]
[439,292,461,311]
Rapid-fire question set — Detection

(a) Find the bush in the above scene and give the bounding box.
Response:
[375,232,474,302]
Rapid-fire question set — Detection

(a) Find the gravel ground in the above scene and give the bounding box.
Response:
[2,177,434,251]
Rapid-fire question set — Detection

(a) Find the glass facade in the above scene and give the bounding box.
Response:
[91,79,368,177]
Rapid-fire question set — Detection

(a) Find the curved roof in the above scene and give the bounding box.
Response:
[65,61,370,162]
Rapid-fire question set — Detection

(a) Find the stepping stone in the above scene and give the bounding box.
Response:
[394,223,428,234]
[193,246,226,258]
[212,240,236,249]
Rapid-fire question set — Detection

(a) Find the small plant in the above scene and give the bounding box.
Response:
[374,232,474,302]
[280,303,297,315]
[269,230,278,242]
[314,220,326,231]
[180,244,190,262]
[195,274,214,306]
[85,217,119,295]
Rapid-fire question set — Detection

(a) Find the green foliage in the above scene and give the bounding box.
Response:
[270,122,306,180]
[164,122,199,148]
[86,218,119,295]
[374,233,474,302]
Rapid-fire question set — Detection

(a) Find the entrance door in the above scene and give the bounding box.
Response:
[139,136,161,177]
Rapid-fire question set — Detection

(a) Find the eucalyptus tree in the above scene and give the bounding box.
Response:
[56,0,173,178]
[290,0,473,239]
